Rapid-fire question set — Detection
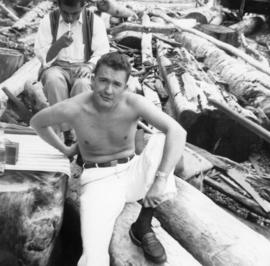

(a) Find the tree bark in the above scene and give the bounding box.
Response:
[0,57,40,103]
[155,177,270,266]
[12,0,53,30]
[110,202,202,266]
[174,31,270,118]
[0,170,67,266]
[0,48,24,83]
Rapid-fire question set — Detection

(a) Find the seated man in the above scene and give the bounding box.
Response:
[34,0,110,143]
[30,52,186,265]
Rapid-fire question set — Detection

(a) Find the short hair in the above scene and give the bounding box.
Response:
[94,52,131,81]
[57,0,85,7]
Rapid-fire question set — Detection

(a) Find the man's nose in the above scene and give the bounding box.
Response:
[105,84,113,93]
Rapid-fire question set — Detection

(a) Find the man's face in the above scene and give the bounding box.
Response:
[92,65,128,109]
[59,2,82,24]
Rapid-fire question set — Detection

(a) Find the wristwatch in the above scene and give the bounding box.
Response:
[155,171,168,180]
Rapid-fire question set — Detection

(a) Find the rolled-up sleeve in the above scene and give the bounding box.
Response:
[34,15,53,66]
[88,14,110,69]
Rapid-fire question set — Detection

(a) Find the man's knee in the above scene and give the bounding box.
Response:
[41,67,66,86]
[71,78,91,97]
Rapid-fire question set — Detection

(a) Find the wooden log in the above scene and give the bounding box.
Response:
[12,1,53,30]
[209,97,270,144]
[155,177,270,266]
[156,40,259,129]
[141,13,154,66]
[0,57,41,103]
[96,0,137,19]
[0,170,67,266]
[196,24,239,46]
[64,170,202,265]
[229,16,265,36]
[0,2,19,22]
[151,8,270,77]
[110,22,177,36]
[174,31,270,118]
[110,202,202,266]
[0,48,24,83]
[114,31,142,50]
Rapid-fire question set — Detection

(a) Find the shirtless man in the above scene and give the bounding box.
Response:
[30,52,186,265]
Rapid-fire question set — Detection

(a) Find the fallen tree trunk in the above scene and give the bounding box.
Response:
[229,16,265,36]
[151,8,270,76]
[0,48,24,83]
[110,22,177,35]
[110,202,201,266]
[141,13,154,66]
[155,177,270,266]
[0,170,67,266]
[12,0,53,30]
[174,31,270,118]
[0,57,40,104]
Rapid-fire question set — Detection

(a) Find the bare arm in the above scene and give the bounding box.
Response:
[130,94,186,207]
[131,94,186,175]
[30,101,78,157]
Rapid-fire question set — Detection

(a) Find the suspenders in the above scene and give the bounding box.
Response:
[49,7,94,61]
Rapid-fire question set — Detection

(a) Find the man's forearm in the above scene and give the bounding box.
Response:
[157,127,186,177]
[32,125,68,155]
[46,42,62,63]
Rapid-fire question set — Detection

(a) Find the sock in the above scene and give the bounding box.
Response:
[132,207,154,240]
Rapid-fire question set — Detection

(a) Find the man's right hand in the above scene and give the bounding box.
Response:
[65,142,79,159]
[56,31,73,49]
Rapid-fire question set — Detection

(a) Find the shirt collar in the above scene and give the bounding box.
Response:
[59,11,83,24]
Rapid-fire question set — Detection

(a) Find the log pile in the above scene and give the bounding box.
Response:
[1,0,270,265]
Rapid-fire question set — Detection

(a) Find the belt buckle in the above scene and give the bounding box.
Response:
[110,160,118,166]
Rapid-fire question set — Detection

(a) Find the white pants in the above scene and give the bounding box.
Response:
[77,133,176,266]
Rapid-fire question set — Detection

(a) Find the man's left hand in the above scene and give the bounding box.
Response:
[75,66,91,79]
[143,177,167,208]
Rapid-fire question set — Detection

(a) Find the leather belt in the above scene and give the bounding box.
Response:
[83,154,135,169]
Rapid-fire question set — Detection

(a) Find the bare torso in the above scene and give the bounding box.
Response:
[69,92,138,162]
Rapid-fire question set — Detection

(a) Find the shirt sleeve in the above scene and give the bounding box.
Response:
[88,14,110,69]
[34,14,53,67]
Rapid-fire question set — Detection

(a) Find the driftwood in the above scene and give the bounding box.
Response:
[174,31,270,119]
[155,177,270,266]
[141,13,154,66]
[0,57,40,104]
[97,0,137,19]
[0,170,67,266]
[229,16,265,36]
[151,8,270,76]
[196,24,239,46]
[114,31,142,50]
[0,48,24,83]
[208,97,270,144]
[12,0,53,30]
[239,33,269,66]
[110,202,201,266]
[156,40,259,127]
[0,2,19,22]
[110,22,177,36]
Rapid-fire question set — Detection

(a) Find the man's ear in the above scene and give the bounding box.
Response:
[91,75,95,84]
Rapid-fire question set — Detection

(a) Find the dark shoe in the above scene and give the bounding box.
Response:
[129,223,167,264]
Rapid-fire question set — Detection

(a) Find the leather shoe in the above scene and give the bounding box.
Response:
[129,223,167,264]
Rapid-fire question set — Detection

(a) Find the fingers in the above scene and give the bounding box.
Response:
[143,197,162,208]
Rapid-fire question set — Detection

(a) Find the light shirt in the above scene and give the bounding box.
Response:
[34,10,110,69]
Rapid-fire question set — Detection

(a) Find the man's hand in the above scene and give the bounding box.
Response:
[64,142,79,159]
[143,177,167,208]
[74,66,91,79]
[56,31,74,49]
